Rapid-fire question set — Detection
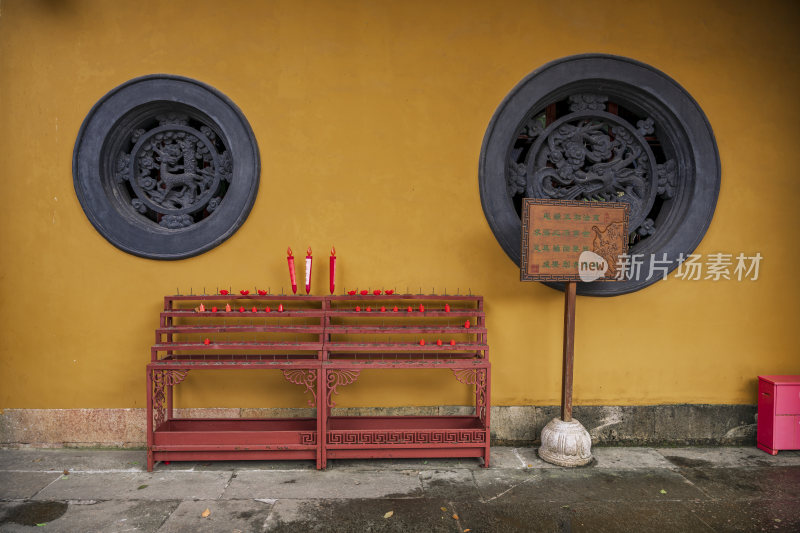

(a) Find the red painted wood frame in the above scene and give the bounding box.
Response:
[146,361,323,471]
[322,294,489,468]
[321,360,490,469]
[147,294,490,470]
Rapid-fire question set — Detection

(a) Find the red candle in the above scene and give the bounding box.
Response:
[450,340,456,346]
[355,305,361,312]
[287,247,297,294]
[239,306,245,312]
[225,304,231,312]
[445,304,450,313]
[436,339,442,346]
[329,247,336,295]
[204,338,211,345]
[419,339,425,346]
[251,306,257,313]
[211,306,218,312]
[366,306,372,312]
[199,303,206,312]
[265,306,271,312]
[465,320,471,329]
[380,306,386,312]
[278,303,284,312]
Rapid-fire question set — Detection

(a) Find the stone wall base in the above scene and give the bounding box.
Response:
[0,404,757,449]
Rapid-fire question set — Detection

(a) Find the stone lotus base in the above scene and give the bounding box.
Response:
[538,417,593,467]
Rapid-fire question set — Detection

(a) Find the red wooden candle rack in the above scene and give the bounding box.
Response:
[146,293,490,470]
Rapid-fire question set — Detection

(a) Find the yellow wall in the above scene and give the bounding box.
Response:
[1,0,798,410]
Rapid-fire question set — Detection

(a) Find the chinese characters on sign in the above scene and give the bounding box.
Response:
[521,199,630,282]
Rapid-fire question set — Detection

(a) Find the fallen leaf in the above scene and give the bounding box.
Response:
[452,514,459,520]
[32,458,42,463]
[383,511,394,519]
[561,505,570,509]
[527,464,533,468]
[354,481,360,485]
[774,519,782,523]
[36,523,46,527]
[201,508,211,518]
[137,485,148,490]
[440,507,448,512]
[62,469,69,476]
[660,489,667,494]
[464,530,471,532]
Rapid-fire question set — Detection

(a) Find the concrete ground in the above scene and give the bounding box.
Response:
[0,447,798,532]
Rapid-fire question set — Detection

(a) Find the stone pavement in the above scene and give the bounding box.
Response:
[0,446,798,532]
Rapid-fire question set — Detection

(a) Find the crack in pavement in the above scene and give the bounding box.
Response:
[480,477,534,503]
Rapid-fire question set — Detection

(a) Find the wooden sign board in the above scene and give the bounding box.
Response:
[520,199,630,282]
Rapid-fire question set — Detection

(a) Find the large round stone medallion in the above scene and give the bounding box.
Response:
[479,55,720,295]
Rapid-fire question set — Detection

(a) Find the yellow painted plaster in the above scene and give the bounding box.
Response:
[0,0,798,409]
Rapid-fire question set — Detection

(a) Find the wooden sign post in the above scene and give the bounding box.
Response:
[561,281,576,422]
[521,198,629,466]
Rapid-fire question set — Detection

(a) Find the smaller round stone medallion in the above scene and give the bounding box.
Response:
[73,75,260,259]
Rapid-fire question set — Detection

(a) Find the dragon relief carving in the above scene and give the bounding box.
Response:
[528,119,651,218]
[509,93,678,240]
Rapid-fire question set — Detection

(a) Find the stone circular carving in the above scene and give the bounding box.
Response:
[538,417,593,467]
[73,75,259,259]
[479,55,720,295]
[527,111,659,232]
